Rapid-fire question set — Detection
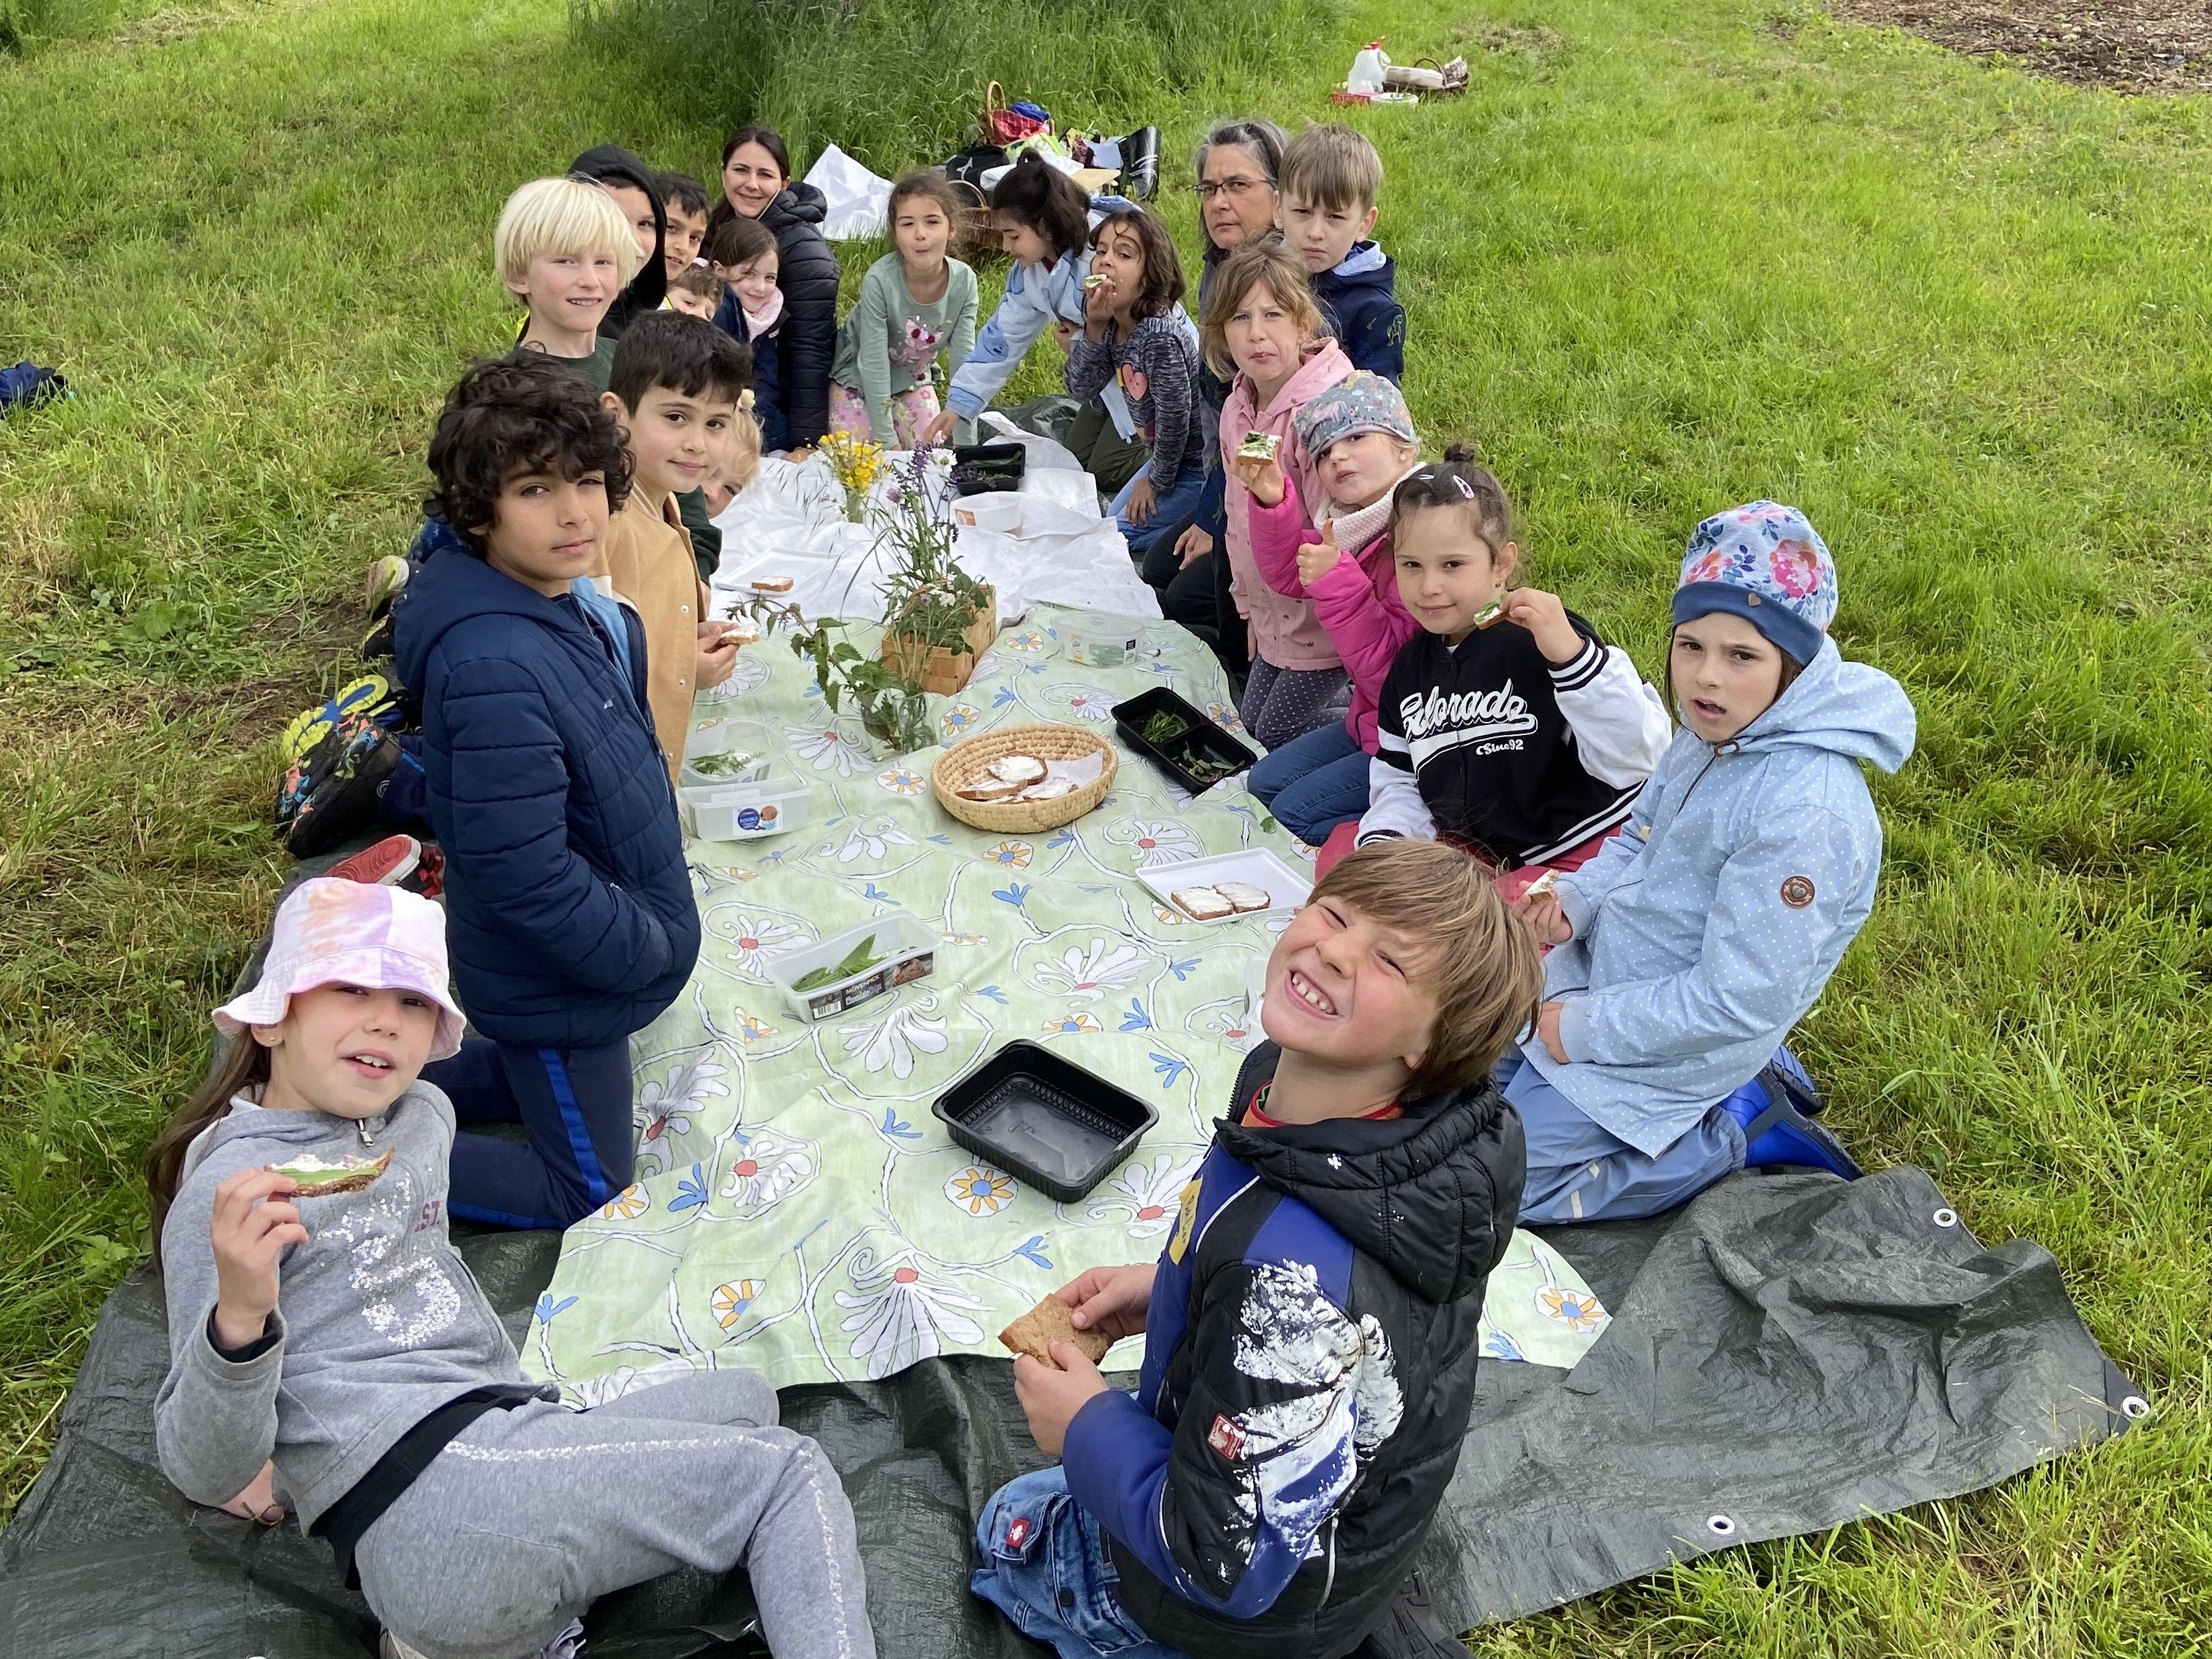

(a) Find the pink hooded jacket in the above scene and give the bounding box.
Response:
[1246,490,1418,752]
[1218,340,1354,672]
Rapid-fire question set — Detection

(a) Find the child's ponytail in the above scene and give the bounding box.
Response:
[145,1035,270,1274]
[1390,444,1515,565]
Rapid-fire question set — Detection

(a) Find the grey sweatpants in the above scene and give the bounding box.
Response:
[355,1370,873,1659]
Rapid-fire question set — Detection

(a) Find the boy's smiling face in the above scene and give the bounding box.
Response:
[1283,192,1378,275]
[600,181,659,260]
[663,203,708,276]
[1260,893,1437,1083]
[508,249,620,341]
[477,464,609,597]
[606,385,741,505]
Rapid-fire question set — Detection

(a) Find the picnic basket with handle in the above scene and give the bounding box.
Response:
[933,723,1116,833]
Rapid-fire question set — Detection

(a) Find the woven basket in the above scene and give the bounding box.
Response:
[933,723,1117,833]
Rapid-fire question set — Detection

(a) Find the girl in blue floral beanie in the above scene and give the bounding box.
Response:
[1505,502,1917,1223]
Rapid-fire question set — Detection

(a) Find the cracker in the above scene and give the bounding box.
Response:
[998,1296,1113,1369]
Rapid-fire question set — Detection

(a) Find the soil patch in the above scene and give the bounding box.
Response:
[1830,0,2212,93]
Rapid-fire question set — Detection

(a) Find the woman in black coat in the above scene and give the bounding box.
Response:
[710,124,839,450]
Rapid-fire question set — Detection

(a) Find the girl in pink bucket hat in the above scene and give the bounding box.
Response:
[144,879,873,1659]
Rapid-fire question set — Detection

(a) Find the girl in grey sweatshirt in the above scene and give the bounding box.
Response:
[148,878,873,1659]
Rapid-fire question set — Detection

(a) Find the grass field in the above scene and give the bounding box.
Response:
[3,0,2211,1648]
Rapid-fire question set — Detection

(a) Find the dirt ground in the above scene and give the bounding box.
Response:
[1830,0,2212,93]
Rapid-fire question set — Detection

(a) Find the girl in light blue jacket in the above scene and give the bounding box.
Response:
[921,154,1146,451]
[1507,503,1916,1222]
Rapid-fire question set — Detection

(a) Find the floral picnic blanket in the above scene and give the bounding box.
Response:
[519,607,1611,1399]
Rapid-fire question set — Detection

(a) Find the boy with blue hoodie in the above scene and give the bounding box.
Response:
[1280,125,1406,385]
[393,354,700,1230]
[1508,503,1917,1222]
[974,840,1539,1659]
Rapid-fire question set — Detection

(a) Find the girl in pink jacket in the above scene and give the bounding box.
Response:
[1199,244,1355,752]
[1241,371,1426,843]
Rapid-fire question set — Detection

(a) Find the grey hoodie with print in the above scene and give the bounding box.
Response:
[154,1082,549,1530]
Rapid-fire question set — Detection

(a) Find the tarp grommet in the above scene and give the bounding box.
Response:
[2121,1396,2151,1421]
[1932,1208,1958,1228]
[1706,1514,1737,1538]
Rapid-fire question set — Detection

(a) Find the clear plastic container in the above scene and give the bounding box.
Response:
[1062,612,1143,670]
[682,762,810,841]
[762,914,938,1022]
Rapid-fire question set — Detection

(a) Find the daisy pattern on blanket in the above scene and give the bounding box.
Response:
[520,606,1611,1396]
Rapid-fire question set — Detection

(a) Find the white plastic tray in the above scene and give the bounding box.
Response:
[1138,849,1312,922]
[761,914,938,1022]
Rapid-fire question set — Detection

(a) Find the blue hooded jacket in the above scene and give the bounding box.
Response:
[1523,639,1916,1154]
[1312,241,1406,385]
[391,546,699,1049]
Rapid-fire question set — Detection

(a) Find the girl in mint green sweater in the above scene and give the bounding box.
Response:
[830,172,978,448]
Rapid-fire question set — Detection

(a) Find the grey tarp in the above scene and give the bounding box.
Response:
[0,1162,2138,1658]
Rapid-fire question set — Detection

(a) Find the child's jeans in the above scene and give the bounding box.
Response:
[1246,721,1367,844]
[425,1036,635,1230]
[970,1466,1188,1659]
[1110,467,1209,563]
[829,382,941,450]
[1497,1056,1747,1223]
[1238,660,1350,754]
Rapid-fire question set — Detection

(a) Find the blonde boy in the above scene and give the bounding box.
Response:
[494,176,642,391]
[1279,124,1406,383]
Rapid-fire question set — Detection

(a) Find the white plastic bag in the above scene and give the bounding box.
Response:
[803,143,893,241]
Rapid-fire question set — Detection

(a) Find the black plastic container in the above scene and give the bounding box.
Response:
[933,1042,1158,1202]
[1110,687,1258,795]
[949,442,1026,497]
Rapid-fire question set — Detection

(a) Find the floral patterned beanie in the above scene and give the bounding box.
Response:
[1671,500,1838,667]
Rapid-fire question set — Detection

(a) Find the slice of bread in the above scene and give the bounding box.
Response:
[998,1296,1113,1369]
[1173,885,1233,921]
[266,1148,393,1197]
[1216,881,1273,913]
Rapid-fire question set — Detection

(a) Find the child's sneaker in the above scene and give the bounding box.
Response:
[364,553,411,621]
[285,717,401,858]
[325,833,443,899]
[279,674,399,766]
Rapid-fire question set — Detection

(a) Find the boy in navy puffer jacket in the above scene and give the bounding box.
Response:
[1281,126,1406,385]
[393,354,700,1229]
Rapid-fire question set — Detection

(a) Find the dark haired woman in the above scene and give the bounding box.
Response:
[710,124,839,450]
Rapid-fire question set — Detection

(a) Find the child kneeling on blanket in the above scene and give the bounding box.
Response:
[974,840,1540,1659]
[1507,503,1916,1222]
[147,879,873,1659]
[394,355,700,1230]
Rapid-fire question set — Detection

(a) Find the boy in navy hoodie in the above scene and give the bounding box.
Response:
[1281,124,1406,384]
[973,840,1537,1659]
[393,354,700,1229]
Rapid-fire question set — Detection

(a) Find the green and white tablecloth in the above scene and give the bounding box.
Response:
[519,606,1611,1400]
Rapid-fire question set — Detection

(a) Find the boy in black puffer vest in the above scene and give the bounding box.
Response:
[394,354,699,1231]
[974,839,1538,1659]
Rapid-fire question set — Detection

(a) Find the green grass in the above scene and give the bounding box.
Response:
[3,0,2210,1647]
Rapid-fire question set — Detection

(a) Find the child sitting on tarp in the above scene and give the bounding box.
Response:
[974,838,1540,1659]
[146,879,871,1659]
[1506,503,1916,1222]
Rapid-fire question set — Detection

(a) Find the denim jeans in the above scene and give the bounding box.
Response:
[1110,467,1210,563]
[1246,721,1369,843]
[1497,1056,1746,1223]
[970,1466,1187,1659]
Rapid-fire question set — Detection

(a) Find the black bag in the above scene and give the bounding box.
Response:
[949,442,1025,496]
